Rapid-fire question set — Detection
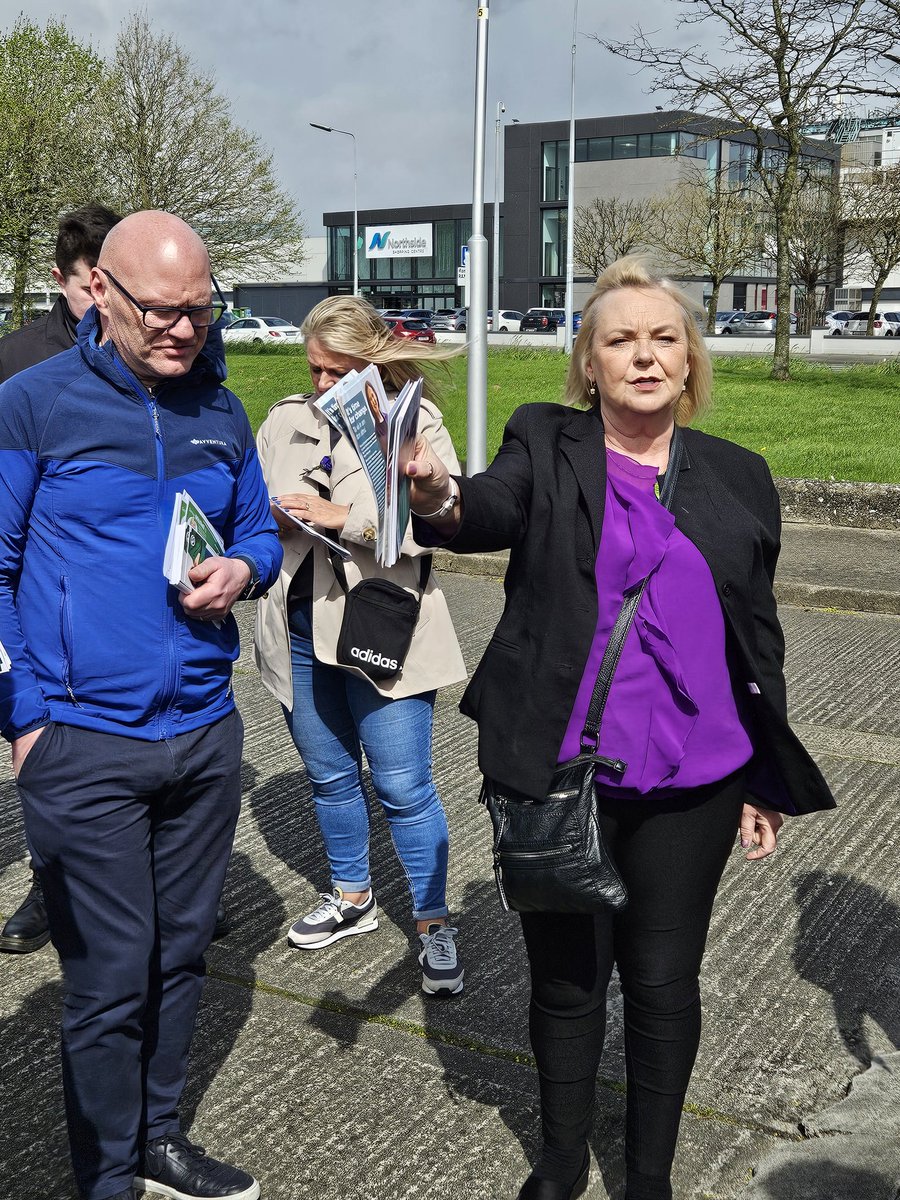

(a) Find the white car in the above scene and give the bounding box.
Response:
[221,316,302,344]
[487,309,524,332]
[843,310,900,336]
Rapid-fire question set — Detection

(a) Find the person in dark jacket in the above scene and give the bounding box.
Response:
[406,256,836,1200]
[0,202,122,954]
[0,202,122,384]
[0,210,281,1200]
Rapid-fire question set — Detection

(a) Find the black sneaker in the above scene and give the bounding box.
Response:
[287,887,378,949]
[418,922,464,995]
[135,1133,259,1200]
[0,875,51,954]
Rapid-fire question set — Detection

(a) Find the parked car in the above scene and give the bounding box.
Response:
[823,310,853,336]
[487,309,524,332]
[383,317,436,343]
[572,311,582,334]
[520,307,567,332]
[844,310,900,336]
[727,310,798,334]
[378,309,406,318]
[714,310,744,334]
[399,308,435,323]
[221,316,302,344]
[431,307,468,331]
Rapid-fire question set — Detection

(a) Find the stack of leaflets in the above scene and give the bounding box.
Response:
[164,491,225,594]
[313,363,423,567]
[0,639,10,674]
[270,499,351,561]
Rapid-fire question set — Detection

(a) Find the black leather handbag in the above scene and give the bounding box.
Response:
[479,428,684,914]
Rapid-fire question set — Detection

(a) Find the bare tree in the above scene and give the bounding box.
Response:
[649,165,768,331]
[596,0,900,379]
[97,13,305,277]
[572,196,659,278]
[0,17,107,327]
[840,164,900,332]
[779,174,843,332]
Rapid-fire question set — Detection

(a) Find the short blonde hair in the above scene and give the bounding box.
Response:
[565,256,712,424]
[301,295,461,399]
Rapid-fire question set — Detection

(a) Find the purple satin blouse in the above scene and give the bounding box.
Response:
[558,449,753,794]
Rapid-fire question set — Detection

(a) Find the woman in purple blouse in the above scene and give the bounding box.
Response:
[408,257,836,1200]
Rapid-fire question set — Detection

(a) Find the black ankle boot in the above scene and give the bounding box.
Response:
[516,1151,589,1199]
[0,873,50,953]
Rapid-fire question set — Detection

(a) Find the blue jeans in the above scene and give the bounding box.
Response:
[284,599,449,921]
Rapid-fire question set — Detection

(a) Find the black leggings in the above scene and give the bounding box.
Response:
[520,772,745,1196]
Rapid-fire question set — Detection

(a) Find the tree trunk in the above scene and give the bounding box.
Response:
[706,283,721,334]
[11,247,29,331]
[771,209,793,381]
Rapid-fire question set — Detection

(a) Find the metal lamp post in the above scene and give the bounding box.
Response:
[467,0,490,476]
[310,122,358,296]
[564,0,578,355]
[492,100,505,336]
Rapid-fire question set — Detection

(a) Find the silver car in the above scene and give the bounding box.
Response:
[431,308,467,331]
[731,310,798,334]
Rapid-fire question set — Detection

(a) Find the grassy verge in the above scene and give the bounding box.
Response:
[224,346,900,484]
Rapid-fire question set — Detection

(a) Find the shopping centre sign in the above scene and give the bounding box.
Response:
[365,224,433,259]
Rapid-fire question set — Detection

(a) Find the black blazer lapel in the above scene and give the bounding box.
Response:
[559,408,607,555]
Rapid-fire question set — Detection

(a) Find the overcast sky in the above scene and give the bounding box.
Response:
[4,0,691,239]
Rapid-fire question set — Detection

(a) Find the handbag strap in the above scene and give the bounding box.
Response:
[328,546,432,597]
[580,425,684,756]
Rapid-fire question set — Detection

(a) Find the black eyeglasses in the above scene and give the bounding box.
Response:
[99,269,227,330]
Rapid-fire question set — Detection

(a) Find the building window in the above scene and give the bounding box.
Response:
[328,226,352,282]
[542,208,566,276]
[543,141,568,202]
[613,134,638,159]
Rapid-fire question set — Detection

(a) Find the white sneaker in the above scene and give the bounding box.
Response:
[287,888,378,949]
[418,923,464,995]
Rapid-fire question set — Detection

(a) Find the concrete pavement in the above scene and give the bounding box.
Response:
[1,522,899,1200]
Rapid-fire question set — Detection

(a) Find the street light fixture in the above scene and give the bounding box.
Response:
[310,122,358,296]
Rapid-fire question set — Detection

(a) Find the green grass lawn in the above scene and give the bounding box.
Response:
[225,346,900,484]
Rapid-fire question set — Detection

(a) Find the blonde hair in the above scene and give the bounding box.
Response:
[565,256,712,424]
[301,295,462,399]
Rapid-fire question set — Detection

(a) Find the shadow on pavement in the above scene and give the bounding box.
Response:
[183,844,287,1130]
[744,1157,896,1199]
[793,870,900,1063]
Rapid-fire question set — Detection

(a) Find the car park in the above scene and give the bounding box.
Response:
[383,317,436,343]
[844,310,900,336]
[714,310,744,334]
[487,309,524,332]
[221,316,302,344]
[727,310,797,334]
[823,310,853,335]
[431,307,468,331]
[520,307,567,332]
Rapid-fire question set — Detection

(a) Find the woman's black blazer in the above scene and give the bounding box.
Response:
[447,403,835,816]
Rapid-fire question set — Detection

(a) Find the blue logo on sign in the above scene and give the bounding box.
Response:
[368,230,391,251]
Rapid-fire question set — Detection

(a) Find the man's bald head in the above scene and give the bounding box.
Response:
[89,210,213,387]
[98,211,210,279]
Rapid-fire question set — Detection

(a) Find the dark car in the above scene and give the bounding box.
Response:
[520,307,566,332]
[399,308,435,324]
[383,317,436,344]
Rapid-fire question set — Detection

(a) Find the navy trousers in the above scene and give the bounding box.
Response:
[17,711,243,1200]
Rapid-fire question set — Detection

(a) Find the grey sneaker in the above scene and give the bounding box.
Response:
[418,922,464,995]
[287,888,378,949]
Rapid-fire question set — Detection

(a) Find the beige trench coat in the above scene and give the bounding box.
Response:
[253,392,467,706]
